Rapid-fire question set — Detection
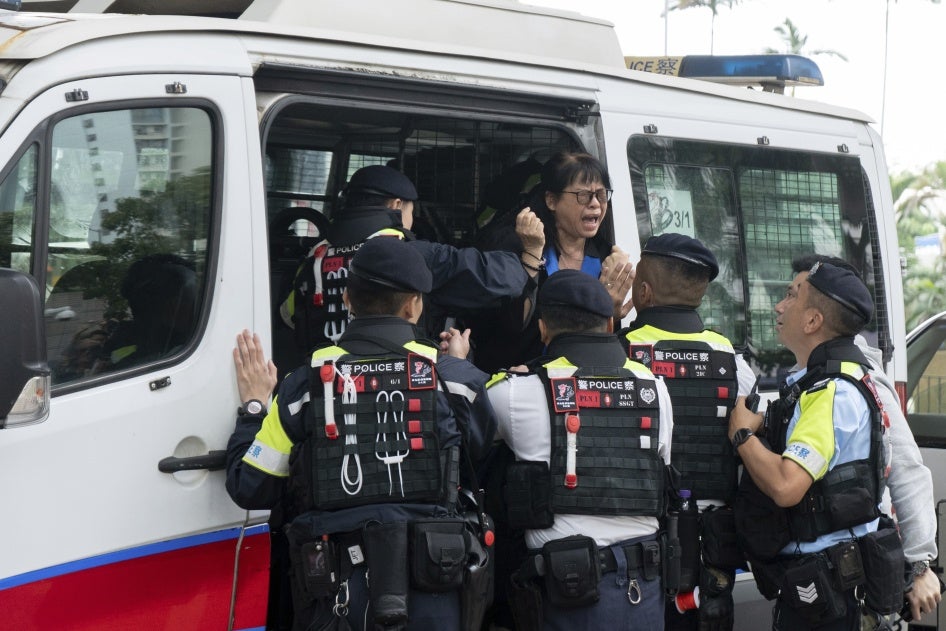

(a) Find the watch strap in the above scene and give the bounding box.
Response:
[732,428,754,450]
[240,399,266,416]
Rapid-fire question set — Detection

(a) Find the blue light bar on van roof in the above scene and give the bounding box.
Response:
[624,54,824,92]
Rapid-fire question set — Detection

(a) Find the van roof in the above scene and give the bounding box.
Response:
[2,0,873,124]
[3,0,624,67]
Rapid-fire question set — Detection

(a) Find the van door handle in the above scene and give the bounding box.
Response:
[158,450,227,473]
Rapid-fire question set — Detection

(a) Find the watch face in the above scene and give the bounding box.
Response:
[244,400,263,415]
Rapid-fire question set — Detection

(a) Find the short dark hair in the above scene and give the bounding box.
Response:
[539,304,610,337]
[791,255,868,335]
[345,273,415,316]
[804,284,866,337]
[641,254,712,307]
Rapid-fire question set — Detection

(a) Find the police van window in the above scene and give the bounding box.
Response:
[640,162,743,343]
[628,137,884,378]
[906,315,946,447]
[0,144,38,276]
[263,101,579,248]
[43,107,214,387]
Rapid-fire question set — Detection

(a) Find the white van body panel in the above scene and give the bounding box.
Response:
[0,2,912,629]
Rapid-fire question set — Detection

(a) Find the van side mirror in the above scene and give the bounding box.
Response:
[0,268,50,427]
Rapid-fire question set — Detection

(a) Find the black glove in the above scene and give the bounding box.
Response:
[698,565,734,631]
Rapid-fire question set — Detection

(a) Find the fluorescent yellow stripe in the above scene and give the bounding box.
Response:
[242,403,293,477]
[486,371,509,388]
[785,380,837,480]
[624,325,735,353]
[543,356,577,379]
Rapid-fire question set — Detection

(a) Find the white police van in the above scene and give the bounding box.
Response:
[0,0,913,628]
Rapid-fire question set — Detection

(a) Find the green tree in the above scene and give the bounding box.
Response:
[892,161,946,329]
[764,18,848,61]
[664,0,741,54]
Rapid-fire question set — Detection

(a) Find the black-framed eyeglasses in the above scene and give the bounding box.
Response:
[561,188,613,206]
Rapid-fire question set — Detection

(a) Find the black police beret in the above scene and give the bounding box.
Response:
[345,165,418,201]
[806,261,873,322]
[349,236,432,293]
[642,233,719,281]
[538,269,613,318]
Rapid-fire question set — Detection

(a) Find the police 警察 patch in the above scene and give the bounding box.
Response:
[574,376,651,408]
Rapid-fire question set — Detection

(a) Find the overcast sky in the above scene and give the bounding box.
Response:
[526,0,944,173]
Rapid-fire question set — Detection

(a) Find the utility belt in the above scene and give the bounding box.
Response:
[752,527,905,626]
[508,534,662,630]
[288,515,493,631]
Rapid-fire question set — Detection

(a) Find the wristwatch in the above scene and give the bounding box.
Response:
[911,560,931,577]
[731,428,755,450]
[240,399,266,416]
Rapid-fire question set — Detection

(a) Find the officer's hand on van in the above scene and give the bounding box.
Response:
[233,329,277,405]
[728,396,763,440]
[600,245,634,319]
[515,207,546,263]
[439,327,471,359]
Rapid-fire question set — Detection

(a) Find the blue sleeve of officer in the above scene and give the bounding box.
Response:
[225,367,308,510]
[437,355,498,464]
[410,240,527,311]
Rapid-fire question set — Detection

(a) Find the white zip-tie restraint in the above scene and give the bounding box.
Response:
[374,390,409,496]
[564,412,580,488]
[320,362,339,440]
[340,370,362,495]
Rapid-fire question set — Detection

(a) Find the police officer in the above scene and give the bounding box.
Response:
[227,237,497,631]
[280,164,528,355]
[790,255,942,624]
[486,269,673,630]
[730,261,901,630]
[618,234,755,631]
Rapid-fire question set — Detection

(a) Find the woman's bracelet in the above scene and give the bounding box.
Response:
[522,251,546,265]
[521,260,543,273]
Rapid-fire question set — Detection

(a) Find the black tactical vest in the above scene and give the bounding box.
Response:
[537,358,666,517]
[626,328,739,502]
[735,342,887,561]
[290,341,457,512]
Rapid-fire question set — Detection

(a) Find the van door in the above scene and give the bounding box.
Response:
[0,73,269,630]
[906,311,946,628]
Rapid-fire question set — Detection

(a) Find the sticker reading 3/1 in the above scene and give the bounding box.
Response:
[648,188,695,238]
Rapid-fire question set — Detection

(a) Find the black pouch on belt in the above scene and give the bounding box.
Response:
[780,554,847,626]
[363,521,410,626]
[410,518,468,592]
[858,527,905,615]
[702,506,748,572]
[824,540,864,591]
[300,538,340,599]
[542,535,600,609]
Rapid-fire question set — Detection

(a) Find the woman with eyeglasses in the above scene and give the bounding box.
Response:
[470,151,635,372]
